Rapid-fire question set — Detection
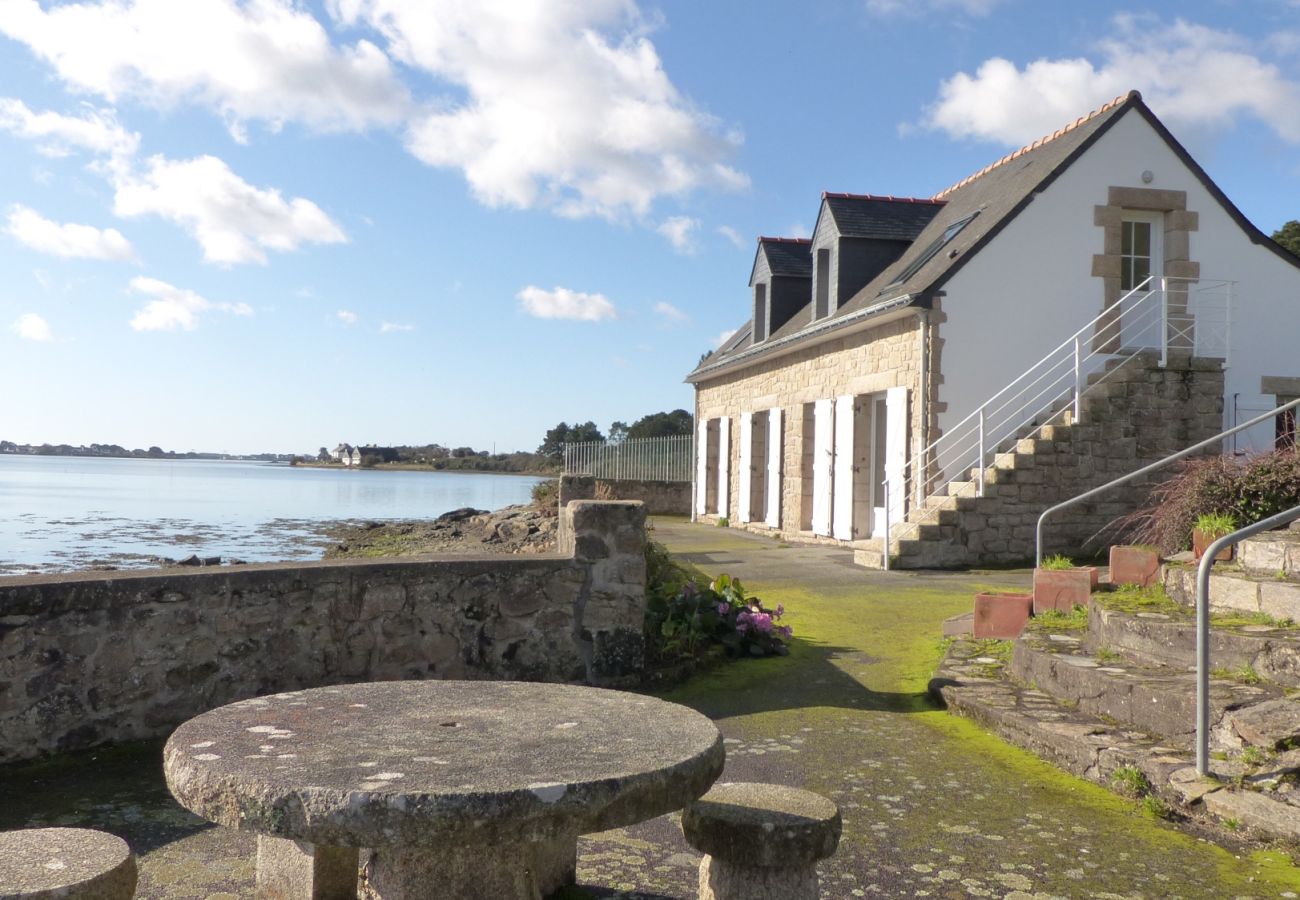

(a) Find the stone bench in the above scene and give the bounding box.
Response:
[0,828,137,898]
[680,782,841,900]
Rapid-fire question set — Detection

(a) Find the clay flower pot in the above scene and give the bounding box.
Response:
[1033,567,1096,614]
[1192,529,1233,563]
[972,592,1033,639]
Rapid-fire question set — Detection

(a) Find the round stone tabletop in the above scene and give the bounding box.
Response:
[164,681,724,848]
[0,827,138,898]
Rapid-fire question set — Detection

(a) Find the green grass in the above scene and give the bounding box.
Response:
[1028,605,1089,632]
[1111,765,1152,798]
[1041,553,1076,570]
[1211,664,1263,685]
[1099,583,1184,616]
[1210,610,1297,629]
[1241,745,1268,767]
[1096,646,1123,665]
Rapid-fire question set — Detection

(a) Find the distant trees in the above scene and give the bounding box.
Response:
[1273,221,1300,258]
[538,421,605,459]
[537,410,693,458]
[625,409,693,439]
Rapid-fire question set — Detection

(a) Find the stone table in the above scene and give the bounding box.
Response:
[162,681,724,899]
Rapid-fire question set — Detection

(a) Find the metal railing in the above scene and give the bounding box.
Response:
[1196,506,1300,775]
[1034,397,1300,566]
[884,276,1232,546]
[562,434,692,482]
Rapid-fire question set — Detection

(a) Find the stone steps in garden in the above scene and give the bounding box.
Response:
[1162,559,1300,622]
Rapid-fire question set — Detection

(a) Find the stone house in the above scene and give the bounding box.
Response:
[687,91,1300,568]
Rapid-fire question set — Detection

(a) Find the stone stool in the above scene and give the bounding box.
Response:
[0,827,138,898]
[681,782,841,900]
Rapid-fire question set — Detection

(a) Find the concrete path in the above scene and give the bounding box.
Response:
[3,519,1299,898]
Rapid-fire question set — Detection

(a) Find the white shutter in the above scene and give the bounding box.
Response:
[833,395,855,540]
[885,387,908,526]
[738,411,753,523]
[695,419,709,516]
[765,407,782,527]
[811,399,833,536]
[716,416,730,518]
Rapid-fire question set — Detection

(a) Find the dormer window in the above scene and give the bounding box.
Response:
[814,248,832,319]
[753,282,769,342]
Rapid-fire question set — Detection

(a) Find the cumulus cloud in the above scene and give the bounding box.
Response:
[10,312,52,341]
[128,275,251,331]
[378,320,413,333]
[332,0,747,219]
[656,216,698,253]
[919,17,1300,146]
[0,97,139,158]
[716,225,747,250]
[866,0,1006,15]
[112,154,347,264]
[337,309,358,324]
[517,285,617,322]
[5,204,136,261]
[0,0,410,140]
[653,300,688,323]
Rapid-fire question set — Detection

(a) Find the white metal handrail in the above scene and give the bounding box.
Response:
[883,276,1232,548]
[563,434,692,482]
[1196,506,1300,775]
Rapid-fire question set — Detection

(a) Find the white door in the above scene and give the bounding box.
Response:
[1118,211,1164,350]
[765,407,782,527]
[716,416,730,518]
[738,411,753,523]
[811,399,833,535]
[832,395,855,540]
[883,387,908,530]
[695,418,709,516]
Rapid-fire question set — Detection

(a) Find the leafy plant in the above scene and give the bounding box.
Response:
[1140,794,1170,819]
[1240,744,1268,767]
[1110,765,1150,798]
[1030,606,1089,632]
[1211,664,1262,685]
[1194,511,1237,539]
[1041,553,1076,570]
[716,516,730,528]
[1096,647,1123,665]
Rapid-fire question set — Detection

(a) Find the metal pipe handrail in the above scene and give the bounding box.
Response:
[1035,397,1300,566]
[1196,505,1300,775]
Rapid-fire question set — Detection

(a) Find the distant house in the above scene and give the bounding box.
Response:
[687,90,1300,568]
[331,443,354,464]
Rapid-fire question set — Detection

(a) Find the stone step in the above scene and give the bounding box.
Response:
[1009,631,1281,746]
[1162,563,1300,622]
[1238,528,1300,581]
[1085,603,1300,687]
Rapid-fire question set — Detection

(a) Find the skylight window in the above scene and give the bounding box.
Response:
[878,211,980,295]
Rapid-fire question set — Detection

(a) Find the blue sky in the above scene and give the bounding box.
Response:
[1,0,1297,454]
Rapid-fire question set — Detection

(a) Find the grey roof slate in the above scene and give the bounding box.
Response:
[758,238,812,278]
[823,194,944,241]
[690,91,1140,380]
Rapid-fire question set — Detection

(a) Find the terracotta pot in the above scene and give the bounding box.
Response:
[972,592,1033,639]
[1033,567,1094,615]
[1109,545,1161,587]
[1192,529,1233,562]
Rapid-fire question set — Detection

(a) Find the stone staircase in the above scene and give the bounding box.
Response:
[853,352,1224,569]
[932,525,1300,844]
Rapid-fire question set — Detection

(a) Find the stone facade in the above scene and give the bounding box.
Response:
[0,501,645,764]
[694,311,928,537]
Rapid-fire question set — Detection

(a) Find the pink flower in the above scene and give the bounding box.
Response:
[750,612,773,634]
[716,602,730,616]
[778,625,793,639]
[774,604,785,617]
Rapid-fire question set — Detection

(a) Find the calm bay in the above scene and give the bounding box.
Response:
[0,455,543,574]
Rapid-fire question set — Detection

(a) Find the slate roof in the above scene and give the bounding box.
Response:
[756,237,812,279]
[691,91,1140,380]
[822,194,945,242]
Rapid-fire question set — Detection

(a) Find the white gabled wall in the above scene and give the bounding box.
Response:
[936,108,1300,458]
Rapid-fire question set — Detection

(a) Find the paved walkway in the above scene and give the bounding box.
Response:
[3,520,1299,897]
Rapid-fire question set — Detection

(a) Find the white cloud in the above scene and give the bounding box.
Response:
[653,300,688,323]
[0,0,410,140]
[517,285,617,322]
[333,0,747,219]
[716,224,747,250]
[378,320,413,333]
[10,312,52,341]
[128,275,250,331]
[920,17,1300,146]
[5,204,136,261]
[788,222,810,239]
[337,309,358,324]
[866,0,1006,15]
[712,328,737,349]
[656,215,699,253]
[112,154,347,264]
[0,97,139,158]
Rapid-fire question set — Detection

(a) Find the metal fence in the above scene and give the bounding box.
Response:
[562,434,692,482]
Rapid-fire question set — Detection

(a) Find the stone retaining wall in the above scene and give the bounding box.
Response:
[0,501,646,764]
[558,474,691,516]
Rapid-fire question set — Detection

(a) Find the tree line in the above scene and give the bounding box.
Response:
[537,409,693,460]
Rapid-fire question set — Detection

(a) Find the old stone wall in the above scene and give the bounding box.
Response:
[558,474,691,516]
[694,312,925,536]
[0,501,646,764]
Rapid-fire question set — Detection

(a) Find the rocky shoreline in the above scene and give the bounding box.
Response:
[322,503,558,559]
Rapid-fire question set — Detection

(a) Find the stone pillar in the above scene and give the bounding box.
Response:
[560,500,647,682]
[256,836,360,899]
[556,475,596,546]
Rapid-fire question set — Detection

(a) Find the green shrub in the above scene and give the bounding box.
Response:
[1041,553,1075,570]
[531,478,558,511]
[1194,511,1237,538]
[1112,449,1300,553]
